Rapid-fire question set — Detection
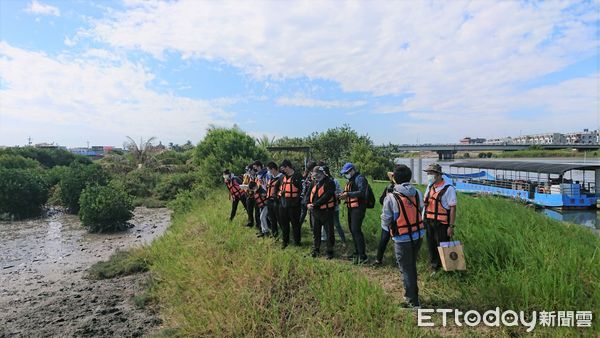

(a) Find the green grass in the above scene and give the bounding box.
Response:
[108,181,599,336]
[87,249,150,279]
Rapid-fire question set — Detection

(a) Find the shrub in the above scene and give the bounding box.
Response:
[155,172,199,200]
[0,147,90,168]
[0,154,41,169]
[194,126,268,187]
[79,184,134,232]
[59,163,109,213]
[0,168,49,218]
[122,168,160,197]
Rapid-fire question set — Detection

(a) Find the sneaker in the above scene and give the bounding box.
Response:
[246,223,253,228]
[400,302,421,310]
[281,243,288,249]
[371,260,383,267]
[311,250,318,258]
[326,252,334,260]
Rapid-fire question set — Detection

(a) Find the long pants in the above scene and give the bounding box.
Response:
[312,209,334,254]
[348,207,367,259]
[267,202,279,235]
[229,195,247,221]
[394,238,423,306]
[246,198,260,228]
[259,206,269,233]
[279,205,302,246]
[321,209,346,242]
[299,203,308,224]
[376,228,391,262]
[425,219,450,270]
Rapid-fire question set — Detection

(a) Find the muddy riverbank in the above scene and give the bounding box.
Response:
[0,207,170,337]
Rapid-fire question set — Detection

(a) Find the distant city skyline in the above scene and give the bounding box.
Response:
[1,1,598,147]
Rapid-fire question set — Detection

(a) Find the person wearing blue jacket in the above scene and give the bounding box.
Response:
[339,162,369,264]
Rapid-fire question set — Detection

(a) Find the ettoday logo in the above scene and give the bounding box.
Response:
[417,308,593,332]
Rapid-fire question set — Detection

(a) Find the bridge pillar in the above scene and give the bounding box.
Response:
[437,150,457,160]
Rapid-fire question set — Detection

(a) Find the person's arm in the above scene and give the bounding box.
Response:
[313,180,336,208]
[380,195,394,231]
[346,175,367,199]
[292,173,304,192]
[446,186,457,237]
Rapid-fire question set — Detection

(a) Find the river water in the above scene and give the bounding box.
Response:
[395,157,600,232]
[0,207,171,337]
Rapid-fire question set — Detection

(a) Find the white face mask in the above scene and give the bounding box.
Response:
[344,173,352,179]
[223,175,230,180]
[427,174,436,184]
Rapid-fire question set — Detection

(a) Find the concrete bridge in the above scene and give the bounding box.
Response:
[392,143,600,160]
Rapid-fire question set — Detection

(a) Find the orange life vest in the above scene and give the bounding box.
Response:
[254,190,266,208]
[266,177,279,199]
[344,181,360,208]
[225,179,244,199]
[424,184,451,224]
[310,183,336,210]
[390,193,424,237]
[281,175,300,199]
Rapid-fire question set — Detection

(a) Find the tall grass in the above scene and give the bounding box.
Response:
[135,181,598,336]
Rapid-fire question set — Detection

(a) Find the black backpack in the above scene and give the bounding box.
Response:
[365,178,376,209]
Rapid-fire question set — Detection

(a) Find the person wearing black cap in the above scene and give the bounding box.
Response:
[278,159,304,248]
[339,162,369,264]
[307,165,337,259]
[222,169,248,221]
[423,163,457,272]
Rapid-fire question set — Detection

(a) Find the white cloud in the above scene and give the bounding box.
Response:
[0,42,234,145]
[25,0,60,16]
[276,96,367,109]
[85,1,596,103]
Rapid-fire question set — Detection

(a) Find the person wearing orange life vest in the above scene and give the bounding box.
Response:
[278,159,303,248]
[423,163,457,271]
[248,181,270,237]
[243,164,261,229]
[380,164,425,308]
[222,169,248,222]
[265,161,282,238]
[339,162,369,265]
[307,166,337,259]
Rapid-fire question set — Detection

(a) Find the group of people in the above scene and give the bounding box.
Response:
[223,159,457,308]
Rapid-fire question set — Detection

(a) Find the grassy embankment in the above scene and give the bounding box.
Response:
[95,181,599,336]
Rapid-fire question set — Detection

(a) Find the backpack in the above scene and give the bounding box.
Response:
[365,179,376,209]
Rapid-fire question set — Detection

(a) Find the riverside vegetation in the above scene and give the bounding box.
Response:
[0,138,198,232]
[89,126,599,337]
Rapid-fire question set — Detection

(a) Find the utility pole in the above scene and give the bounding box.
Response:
[27,136,32,146]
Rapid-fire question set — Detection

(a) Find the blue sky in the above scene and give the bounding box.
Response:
[0,0,598,147]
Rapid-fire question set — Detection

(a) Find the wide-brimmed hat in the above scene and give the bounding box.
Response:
[424,163,443,174]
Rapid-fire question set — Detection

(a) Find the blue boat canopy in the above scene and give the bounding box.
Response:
[450,161,600,175]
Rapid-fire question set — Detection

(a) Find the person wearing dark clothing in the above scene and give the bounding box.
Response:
[266,162,282,238]
[278,159,304,248]
[423,163,457,271]
[307,166,337,259]
[244,165,261,228]
[299,161,317,225]
[222,169,247,221]
[374,175,395,266]
[339,162,369,264]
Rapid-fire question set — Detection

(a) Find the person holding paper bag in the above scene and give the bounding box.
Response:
[380,164,425,308]
[423,163,457,272]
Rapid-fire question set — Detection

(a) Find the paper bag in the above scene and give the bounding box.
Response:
[437,241,466,271]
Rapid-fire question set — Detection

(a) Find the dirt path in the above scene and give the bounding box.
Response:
[0,207,170,338]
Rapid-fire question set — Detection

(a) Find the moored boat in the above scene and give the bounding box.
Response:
[445,161,600,209]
